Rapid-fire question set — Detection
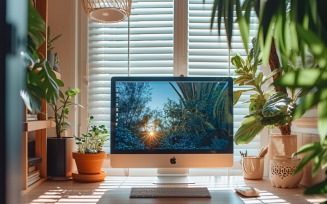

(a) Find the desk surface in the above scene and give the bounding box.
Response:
[21,176,327,204]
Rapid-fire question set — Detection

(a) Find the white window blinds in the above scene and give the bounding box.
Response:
[88,0,174,127]
[87,0,260,176]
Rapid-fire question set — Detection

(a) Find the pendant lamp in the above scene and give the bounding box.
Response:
[81,0,132,23]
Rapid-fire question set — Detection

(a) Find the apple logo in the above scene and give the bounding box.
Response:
[170,156,176,164]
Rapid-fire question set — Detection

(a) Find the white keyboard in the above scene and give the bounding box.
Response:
[130,187,211,198]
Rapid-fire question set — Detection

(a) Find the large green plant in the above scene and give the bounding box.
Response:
[231,45,300,144]
[20,2,63,114]
[209,0,327,194]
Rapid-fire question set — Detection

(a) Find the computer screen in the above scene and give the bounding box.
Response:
[110,76,233,181]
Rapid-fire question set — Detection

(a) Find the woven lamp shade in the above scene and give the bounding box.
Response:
[81,0,132,23]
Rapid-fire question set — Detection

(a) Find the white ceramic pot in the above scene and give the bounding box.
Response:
[269,156,303,188]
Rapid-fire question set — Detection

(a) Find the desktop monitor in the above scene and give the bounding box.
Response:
[110,76,233,183]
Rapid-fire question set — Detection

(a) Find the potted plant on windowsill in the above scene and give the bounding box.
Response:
[232,38,303,157]
[209,0,327,193]
[72,116,109,182]
[47,87,82,179]
[232,39,306,188]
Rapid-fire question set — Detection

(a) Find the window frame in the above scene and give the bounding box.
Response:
[78,0,265,176]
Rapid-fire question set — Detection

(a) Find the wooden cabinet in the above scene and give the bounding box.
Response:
[21,0,61,194]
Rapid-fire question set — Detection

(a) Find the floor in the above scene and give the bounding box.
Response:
[21,176,327,204]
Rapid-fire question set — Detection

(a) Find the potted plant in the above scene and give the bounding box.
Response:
[210,0,327,193]
[72,116,109,182]
[47,87,82,179]
[231,38,301,157]
[231,42,305,188]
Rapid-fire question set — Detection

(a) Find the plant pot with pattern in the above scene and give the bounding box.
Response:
[72,116,109,182]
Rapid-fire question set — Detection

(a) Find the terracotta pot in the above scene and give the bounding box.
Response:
[72,151,106,174]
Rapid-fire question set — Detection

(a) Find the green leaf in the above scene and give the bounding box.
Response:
[20,90,42,114]
[236,0,249,52]
[231,53,246,68]
[294,142,321,156]
[297,25,327,68]
[318,100,327,143]
[294,144,322,174]
[28,2,45,49]
[313,149,327,176]
[304,175,327,195]
[294,88,327,119]
[262,92,292,117]
[275,69,327,88]
[255,72,263,86]
[234,117,265,145]
[233,90,243,105]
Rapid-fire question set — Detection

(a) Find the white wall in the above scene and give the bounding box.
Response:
[47,0,88,137]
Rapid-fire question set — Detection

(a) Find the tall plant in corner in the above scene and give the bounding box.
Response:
[20,1,63,114]
[209,0,327,194]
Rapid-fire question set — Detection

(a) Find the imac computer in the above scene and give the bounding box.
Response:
[110,76,233,184]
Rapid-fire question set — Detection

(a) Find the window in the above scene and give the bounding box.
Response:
[87,0,259,176]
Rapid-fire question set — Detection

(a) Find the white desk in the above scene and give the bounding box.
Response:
[21,176,327,204]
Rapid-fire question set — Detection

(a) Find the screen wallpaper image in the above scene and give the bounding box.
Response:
[112,81,233,153]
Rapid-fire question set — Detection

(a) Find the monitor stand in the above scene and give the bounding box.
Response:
[153,168,195,185]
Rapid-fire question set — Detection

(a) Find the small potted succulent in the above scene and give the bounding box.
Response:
[72,116,109,182]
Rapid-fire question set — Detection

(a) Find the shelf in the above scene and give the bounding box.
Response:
[21,178,47,196]
[24,120,55,131]
[28,157,42,166]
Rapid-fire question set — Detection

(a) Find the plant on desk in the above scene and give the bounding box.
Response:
[72,116,109,182]
[209,0,327,193]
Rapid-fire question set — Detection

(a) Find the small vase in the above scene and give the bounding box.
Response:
[269,156,303,188]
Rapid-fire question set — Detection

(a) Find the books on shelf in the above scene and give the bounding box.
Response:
[28,165,36,173]
[28,157,42,166]
[28,169,40,179]
[27,169,41,186]
[27,114,38,121]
